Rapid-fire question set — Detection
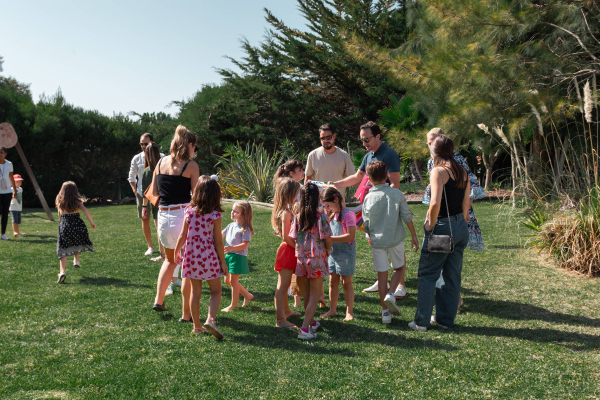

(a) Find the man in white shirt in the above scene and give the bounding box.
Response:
[129,133,156,256]
[305,124,356,185]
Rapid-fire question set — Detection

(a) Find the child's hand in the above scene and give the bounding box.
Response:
[91,223,97,229]
[224,246,232,254]
[221,262,229,275]
[176,252,183,264]
[411,235,419,252]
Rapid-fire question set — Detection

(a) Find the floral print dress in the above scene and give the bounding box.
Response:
[181,207,224,281]
[289,212,332,279]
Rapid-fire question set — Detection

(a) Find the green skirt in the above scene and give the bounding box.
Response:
[225,253,249,275]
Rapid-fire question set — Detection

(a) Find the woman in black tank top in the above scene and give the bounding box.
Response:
[410,135,471,332]
[153,125,200,319]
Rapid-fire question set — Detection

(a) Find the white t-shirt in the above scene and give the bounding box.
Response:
[10,187,23,211]
[305,146,355,183]
[0,160,14,194]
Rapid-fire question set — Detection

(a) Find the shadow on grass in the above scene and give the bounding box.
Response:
[77,276,152,288]
[466,298,600,328]
[454,325,600,351]
[488,245,523,249]
[219,317,459,355]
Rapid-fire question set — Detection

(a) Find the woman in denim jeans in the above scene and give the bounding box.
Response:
[409,135,471,332]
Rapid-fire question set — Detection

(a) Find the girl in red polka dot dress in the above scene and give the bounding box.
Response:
[175,176,228,339]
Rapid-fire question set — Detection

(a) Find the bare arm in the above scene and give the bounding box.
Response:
[331,225,356,243]
[324,237,333,251]
[174,218,189,258]
[186,162,200,191]
[426,168,442,230]
[225,241,249,254]
[128,155,138,195]
[9,172,17,199]
[463,179,471,222]
[406,221,419,251]
[213,217,228,274]
[79,204,96,229]
[334,170,365,189]
[388,171,401,189]
[282,211,296,248]
[304,175,313,184]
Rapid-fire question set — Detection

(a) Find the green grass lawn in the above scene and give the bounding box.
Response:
[1,202,599,399]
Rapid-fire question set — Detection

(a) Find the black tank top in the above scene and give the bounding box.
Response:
[156,158,192,206]
[437,167,466,218]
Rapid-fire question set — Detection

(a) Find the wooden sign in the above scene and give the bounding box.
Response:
[0,123,18,148]
[1,123,54,221]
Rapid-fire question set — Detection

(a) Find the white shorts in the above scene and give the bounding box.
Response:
[157,204,188,249]
[371,242,406,272]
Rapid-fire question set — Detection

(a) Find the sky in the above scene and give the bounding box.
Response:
[0,0,305,117]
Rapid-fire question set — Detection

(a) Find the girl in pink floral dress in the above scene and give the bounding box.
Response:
[175,176,228,339]
[289,182,332,340]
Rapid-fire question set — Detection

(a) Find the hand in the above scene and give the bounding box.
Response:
[224,246,232,254]
[176,252,183,264]
[12,190,17,199]
[424,221,433,231]
[464,212,470,222]
[91,223,97,229]
[411,235,419,251]
[221,262,229,275]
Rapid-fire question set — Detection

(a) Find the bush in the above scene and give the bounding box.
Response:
[216,142,286,202]
[523,188,600,276]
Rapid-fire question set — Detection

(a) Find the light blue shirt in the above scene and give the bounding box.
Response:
[363,184,413,249]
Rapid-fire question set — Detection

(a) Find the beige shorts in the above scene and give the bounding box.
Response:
[371,242,406,272]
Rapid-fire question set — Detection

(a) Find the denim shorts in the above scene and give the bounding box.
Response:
[10,211,21,224]
[157,204,188,249]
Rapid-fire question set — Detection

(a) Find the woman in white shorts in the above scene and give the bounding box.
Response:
[152,125,199,323]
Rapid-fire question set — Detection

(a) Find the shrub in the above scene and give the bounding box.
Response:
[216,142,286,203]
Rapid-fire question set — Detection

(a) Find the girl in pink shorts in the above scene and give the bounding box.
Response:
[289,182,332,340]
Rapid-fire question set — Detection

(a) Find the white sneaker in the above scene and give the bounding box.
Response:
[144,247,154,256]
[1,234,9,240]
[165,281,174,296]
[382,310,392,324]
[383,293,400,315]
[362,281,380,293]
[172,278,182,287]
[298,327,317,340]
[408,321,427,332]
[73,261,81,268]
[394,285,407,299]
[309,320,320,333]
[430,316,449,329]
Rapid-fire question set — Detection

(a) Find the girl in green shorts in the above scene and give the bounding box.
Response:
[221,201,255,311]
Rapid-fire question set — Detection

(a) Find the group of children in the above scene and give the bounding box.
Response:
[53,158,418,341]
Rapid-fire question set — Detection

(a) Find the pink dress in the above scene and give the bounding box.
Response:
[181,207,224,281]
[289,212,332,279]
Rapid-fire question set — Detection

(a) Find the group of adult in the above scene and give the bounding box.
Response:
[128,121,484,329]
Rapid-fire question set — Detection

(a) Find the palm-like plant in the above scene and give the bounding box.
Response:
[216,142,286,202]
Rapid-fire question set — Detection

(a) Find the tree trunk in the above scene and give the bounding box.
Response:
[413,157,425,186]
[510,149,517,208]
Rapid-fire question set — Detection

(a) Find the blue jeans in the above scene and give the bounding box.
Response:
[414,214,469,327]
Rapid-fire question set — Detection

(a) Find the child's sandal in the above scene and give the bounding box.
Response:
[203,318,223,340]
[192,326,207,335]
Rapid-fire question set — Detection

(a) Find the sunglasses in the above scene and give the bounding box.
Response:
[360,136,374,143]
[320,134,333,141]
[140,142,149,147]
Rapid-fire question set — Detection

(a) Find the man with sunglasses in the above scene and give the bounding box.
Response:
[304,123,355,185]
[333,121,407,298]
[128,133,164,256]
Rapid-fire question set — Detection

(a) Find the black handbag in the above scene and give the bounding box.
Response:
[427,167,454,253]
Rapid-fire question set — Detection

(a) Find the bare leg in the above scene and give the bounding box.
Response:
[294,295,302,307]
[12,223,20,236]
[189,278,206,333]
[301,277,323,329]
[275,270,297,327]
[154,248,177,306]
[154,220,165,260]
[222,273,240,311]
[341,275,354,321]
[181,277,192,320]
[389,265,405,294]
[205,277,222,322]
[377,271,390,310]
[59,257,67,275]
[321,274,340,318]
[142,217,153,249]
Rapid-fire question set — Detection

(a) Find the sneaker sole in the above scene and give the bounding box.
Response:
[57,274,66,284]
[204,323,224,340]
[362,289,379,293]
[394,293,408,300]
[297,333,317,340]
[384,298,400,316]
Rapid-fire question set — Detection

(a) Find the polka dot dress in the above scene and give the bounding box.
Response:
[57,213,94,258]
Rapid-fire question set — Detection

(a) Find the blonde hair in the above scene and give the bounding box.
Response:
[233,200,254,233]
[55,181,83,213]
[271,177,300,231]
[170,125,197,162]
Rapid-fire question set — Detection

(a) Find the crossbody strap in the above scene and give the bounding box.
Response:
[432,167,453,239]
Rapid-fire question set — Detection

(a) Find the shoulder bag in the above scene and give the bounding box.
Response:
[426,167,454,253]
